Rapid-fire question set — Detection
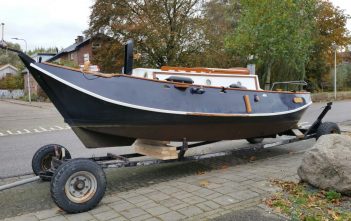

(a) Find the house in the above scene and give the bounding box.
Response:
[23,53,55,95]
[0,64,18,79]
[25,35,106,96]
[48,35,100,66]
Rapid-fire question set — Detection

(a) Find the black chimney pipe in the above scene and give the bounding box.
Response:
[123,39,133,75]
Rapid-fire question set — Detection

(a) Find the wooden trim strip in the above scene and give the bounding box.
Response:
[43,62,120,78]
[161,66,250,75]
[153,71,254,79]
[244,95,252,113]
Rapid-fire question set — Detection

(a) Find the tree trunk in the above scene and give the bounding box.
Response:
[264,61,273,90]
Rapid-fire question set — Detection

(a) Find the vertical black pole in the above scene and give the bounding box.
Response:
[124,39,133,75]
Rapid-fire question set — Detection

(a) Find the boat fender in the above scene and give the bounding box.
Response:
[166,76,194,84]
[229,83,247,89]
[190,87,205,94]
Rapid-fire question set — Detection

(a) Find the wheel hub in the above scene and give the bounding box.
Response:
[64,172,97,203]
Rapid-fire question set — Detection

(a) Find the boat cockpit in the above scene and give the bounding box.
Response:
[131,66,261,90]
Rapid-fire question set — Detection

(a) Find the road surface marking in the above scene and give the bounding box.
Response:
[0,125,70,137]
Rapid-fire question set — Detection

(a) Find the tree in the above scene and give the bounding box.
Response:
[0,42,23,68]
[27,47,58,56]
[193,0,242,68]
[88,0,206,69]
[305,0,350,91]
[226,0,316,88]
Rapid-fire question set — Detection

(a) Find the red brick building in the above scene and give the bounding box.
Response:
[48,36,97,66]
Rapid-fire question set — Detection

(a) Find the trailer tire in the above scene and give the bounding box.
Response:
[32,144,71,180]
[51,159,106,213]
[316,122,340,140]
[246,138,264,144]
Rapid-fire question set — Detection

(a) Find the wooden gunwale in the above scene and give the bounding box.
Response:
[42,62,310,95]
[160,66,250,75]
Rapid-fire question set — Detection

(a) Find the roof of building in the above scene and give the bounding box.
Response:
[34,52,57,56]
[0,64,18,72]
[48,37,91,62]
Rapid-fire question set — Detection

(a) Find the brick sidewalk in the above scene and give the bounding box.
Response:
[3,148,305,221]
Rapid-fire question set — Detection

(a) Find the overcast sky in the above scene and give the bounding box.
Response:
[0,0,350,51]
[0,0,93,50]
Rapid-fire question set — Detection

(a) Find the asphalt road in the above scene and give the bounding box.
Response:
[0,99,350,178]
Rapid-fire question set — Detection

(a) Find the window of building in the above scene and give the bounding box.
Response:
[84,53,90,62]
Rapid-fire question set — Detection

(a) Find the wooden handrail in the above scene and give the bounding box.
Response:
[161,66,250,75]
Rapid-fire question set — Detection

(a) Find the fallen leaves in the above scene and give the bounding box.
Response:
[199,180,209,187]
[196,171,206,175]
[249,156,256,162]
[265,180,351,221]
[220,165,229,170]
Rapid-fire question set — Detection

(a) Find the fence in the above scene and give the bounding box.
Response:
[0,89,24,99]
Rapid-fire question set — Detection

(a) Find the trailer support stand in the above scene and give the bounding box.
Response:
[304,102,332,136]
[178,138,188,160]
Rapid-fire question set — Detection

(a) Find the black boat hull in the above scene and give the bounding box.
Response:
[21,58,311,148]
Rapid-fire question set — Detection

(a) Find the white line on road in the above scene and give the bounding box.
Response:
[39,127,48,131]
[33,129,43,133]
[0,125,70,137]
[6,130,13,135]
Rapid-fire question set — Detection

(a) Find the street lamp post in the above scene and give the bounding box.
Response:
[12,37,31,103]
[1,23,4,42]
[332,44,337,100]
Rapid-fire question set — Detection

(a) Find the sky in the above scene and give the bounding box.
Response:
[0,0,350,51]
[0,0,93,51]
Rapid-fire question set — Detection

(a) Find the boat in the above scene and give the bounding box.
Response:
[0,42,312,148]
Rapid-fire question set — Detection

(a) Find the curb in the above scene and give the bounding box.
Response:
[0,99,50,108]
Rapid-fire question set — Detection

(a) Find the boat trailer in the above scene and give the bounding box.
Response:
[0,102,340,213]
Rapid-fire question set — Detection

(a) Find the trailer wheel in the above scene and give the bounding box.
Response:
[316,122,340,140]
[50,159,106,213]
[246,138,264,144]
[32,144,71,179]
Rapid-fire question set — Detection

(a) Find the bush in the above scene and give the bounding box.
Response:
[0,75,24,89]
[20,93,50,102]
